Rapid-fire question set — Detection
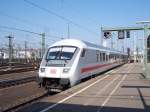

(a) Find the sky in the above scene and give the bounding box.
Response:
[0,0,150,52]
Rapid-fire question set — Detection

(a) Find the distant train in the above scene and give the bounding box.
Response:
[38,39,127,91]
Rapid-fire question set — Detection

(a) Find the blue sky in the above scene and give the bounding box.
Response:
[0,0,150,52]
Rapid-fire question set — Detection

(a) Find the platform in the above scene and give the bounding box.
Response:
[16,63,150,112]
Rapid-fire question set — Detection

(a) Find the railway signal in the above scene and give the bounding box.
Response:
[118,30,125,39]
[101,25,150,78]
[103,32,111,39]
[126,30,130,38]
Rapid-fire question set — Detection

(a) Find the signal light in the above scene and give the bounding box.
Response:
[103,32,111,39]
[118,30,125,39]
[126,30,130,38]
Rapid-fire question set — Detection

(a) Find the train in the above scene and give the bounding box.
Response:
[38,39,128,91]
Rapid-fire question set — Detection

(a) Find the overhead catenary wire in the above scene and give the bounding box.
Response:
[61,0,100,27]
[0,25,60,38]
[0,25,40,35]
[0,25,60,57]
[23,0,100,37]
[0,25,59,50]
[0,11,59,34]
[0,11,40,28]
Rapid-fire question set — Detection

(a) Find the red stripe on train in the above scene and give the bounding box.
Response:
[81,63,115,73]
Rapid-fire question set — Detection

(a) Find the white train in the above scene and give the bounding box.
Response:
[38,39,127,90]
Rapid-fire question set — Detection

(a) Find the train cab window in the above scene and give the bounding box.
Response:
[60,47,76,60]
[81,49,86,57]
[46,46,76,60]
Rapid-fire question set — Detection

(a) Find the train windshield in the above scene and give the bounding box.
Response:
[46,46,76,61]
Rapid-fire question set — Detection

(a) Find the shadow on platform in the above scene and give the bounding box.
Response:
[121,85,150,112]
[17,101,150,112]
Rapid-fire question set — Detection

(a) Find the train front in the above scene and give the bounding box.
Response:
[38,45,77,91]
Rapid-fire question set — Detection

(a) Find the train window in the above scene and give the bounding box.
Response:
[109,54,111,59]
[106,55,109,61]
[81,49,86,57]
[106,55,108,62]
[96,54,99,62]
[115,55,117,60]
[103,53,105,61]
[106,54,109,61]
[46,47,61,60]
[100,53,102,62]
[114,55,116,60]
[60,47,76,60]
[96,50,99,62]
[46,46,76,60]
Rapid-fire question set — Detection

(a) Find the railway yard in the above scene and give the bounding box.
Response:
[0,63,150,112]
[0,71,37,89]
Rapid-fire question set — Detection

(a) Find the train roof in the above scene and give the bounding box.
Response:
[50,39,127,55]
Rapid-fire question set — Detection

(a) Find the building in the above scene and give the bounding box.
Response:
[0,48,41,59]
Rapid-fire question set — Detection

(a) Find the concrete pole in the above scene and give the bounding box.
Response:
[7,35,13,69]
[24,41,27,63]
[143,25,149,78]
[101,27,103,46]
[41,33,45,58]
[111,37,113,49]
[133,32,136,63]
[117,38,119,51]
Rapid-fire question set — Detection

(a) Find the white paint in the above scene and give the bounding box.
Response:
[111,64,127,73]
[40,75,110,112]
[105,70,114,74]
[97,65,132,112]
[84,75,120,106]
[97,75,127,112]
[104,64,126,75]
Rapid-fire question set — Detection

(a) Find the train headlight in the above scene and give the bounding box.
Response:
[63,68,70,73]
[40,68,45,73]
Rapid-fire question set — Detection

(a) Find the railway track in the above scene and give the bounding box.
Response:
[0,82,48,112]
[0,76,36,89]
[0,62,40,75]
[0,70,37,89]
[2,92,48,112]
[0,64,32,69]
[0,67,37,75]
